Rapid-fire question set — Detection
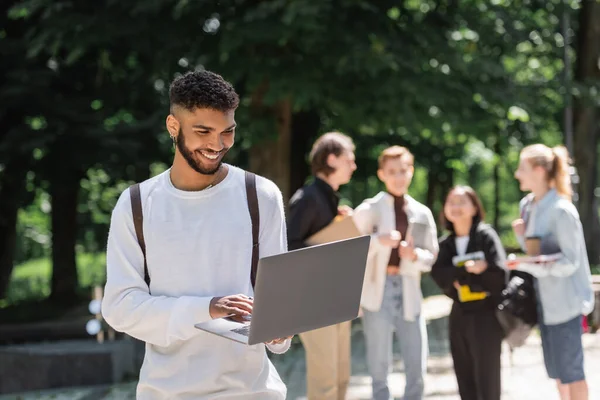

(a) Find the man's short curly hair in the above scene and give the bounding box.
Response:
[169,70,240,113]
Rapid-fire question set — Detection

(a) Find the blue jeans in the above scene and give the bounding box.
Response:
[362,275,428,400]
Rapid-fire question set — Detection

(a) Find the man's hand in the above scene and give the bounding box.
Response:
[398,239,417,261]
[209,294,253,319]
[378,230,401,247]
[512,219,525,237]
[465,259,487,275]
[266,336,293,345]
[338,205,353,216]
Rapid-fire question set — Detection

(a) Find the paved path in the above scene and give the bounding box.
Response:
[2,331,599,400]
[2,295,599,400]
[281,327,600,400]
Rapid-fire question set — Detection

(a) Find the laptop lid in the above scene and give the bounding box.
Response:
[247,235,371,345]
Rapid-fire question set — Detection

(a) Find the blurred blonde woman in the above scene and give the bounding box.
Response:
[509,144,594,400]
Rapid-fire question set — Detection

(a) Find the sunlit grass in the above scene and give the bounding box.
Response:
[2,252,106,307]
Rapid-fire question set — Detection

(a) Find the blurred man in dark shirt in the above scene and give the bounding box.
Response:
[287,132,356,400]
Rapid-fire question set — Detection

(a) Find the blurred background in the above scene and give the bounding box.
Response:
[1,0,600,398]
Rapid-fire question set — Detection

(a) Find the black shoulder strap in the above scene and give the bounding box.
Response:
[129,173,260,292]
[245,171,260,288]
[129,183,151,291]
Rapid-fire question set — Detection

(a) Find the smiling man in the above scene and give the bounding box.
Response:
[353,146,438,400]
[102,70,291,399]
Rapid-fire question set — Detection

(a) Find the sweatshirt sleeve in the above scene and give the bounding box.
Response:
[515,206,586,278]
[412,207,439,273]
[352,201,382,253]
[515,197,528,251]
[101,188,213,348]
[430,240,460,301]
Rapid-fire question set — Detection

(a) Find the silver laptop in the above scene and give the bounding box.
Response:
[194,235,371,345]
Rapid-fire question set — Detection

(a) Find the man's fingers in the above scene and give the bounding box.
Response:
[229,303,253,314]
[224,305,252,316]
[232,299,254,309]
[226,297,253,310]
[266,336,291,345]
[232,295,254,304]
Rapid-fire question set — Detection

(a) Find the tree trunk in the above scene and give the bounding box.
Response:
[49,170,83,304]
[290,109,321,197]
[0,161,28,299]
[426,168,437,211]
[573,0,600,265]
[493,135,501,230]
[249,98,293,201]
[438,166,454,219]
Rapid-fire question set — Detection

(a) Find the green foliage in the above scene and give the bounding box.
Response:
[2,0,596,314]
[14,189,51,263]
[2,253,106,307]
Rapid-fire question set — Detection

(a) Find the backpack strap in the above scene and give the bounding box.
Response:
[129,183,150,291]
[245,171,260,288]
[129,172,261,293]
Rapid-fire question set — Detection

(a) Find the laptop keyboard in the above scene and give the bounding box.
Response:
[231,325,251,337]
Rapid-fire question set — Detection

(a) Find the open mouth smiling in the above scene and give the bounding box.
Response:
[199,149,222,160]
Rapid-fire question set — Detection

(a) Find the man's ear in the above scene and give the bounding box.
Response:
[166,114,180,137]
[326,153,338,169]
[377,168,385,182]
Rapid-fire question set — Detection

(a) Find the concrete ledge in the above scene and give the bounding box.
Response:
[0,339,137,395]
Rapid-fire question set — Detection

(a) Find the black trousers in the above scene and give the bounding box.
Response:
[449,303,504,400]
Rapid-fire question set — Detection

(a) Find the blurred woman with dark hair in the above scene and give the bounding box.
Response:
[431,186,507,400]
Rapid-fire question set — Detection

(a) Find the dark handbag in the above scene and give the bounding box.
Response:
[496,271,538,348]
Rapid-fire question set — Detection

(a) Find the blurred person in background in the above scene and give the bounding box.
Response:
[287,132,357,400]
[353,146,438,400]
[431,186,506,400]
[509,144,594,400]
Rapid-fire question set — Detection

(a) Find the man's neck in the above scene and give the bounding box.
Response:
[316,173,339,191]
[170,156,227,191]
[387,189,406,198]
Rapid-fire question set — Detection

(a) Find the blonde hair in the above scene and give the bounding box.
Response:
[378,145,414,169]
[521,144,572,200]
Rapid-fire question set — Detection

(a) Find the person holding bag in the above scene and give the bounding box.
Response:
[431,186,506,400]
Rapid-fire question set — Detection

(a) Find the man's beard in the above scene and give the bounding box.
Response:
[176,129,228,175]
